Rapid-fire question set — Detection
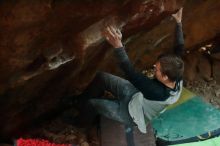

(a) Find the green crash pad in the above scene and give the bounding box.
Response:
[152,88,220,145]
[172,136,220,146]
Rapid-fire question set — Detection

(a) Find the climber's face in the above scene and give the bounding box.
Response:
[154,61,168,83]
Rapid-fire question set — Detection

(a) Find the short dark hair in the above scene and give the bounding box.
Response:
[157,54,184,82]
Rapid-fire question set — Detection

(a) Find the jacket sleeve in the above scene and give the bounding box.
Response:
[114,47,144,82]
[174,23,185,57]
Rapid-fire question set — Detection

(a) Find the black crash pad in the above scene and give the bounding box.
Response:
[100,116,156,146]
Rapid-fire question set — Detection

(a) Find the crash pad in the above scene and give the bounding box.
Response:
[152,88,220,145]
[100,116,156,146]
[172,136,220,146]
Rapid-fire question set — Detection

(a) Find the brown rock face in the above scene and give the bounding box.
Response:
[0,0,220,141]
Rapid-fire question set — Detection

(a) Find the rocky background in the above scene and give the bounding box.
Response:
[0,0,220,145]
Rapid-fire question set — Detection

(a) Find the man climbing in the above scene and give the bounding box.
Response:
[67,7,184,138]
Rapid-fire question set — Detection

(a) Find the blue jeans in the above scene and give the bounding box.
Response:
[82,72,138,126]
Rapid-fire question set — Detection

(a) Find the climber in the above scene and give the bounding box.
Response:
[66,7,185,135]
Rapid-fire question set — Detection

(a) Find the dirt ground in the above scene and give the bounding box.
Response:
[185,79,220,109]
